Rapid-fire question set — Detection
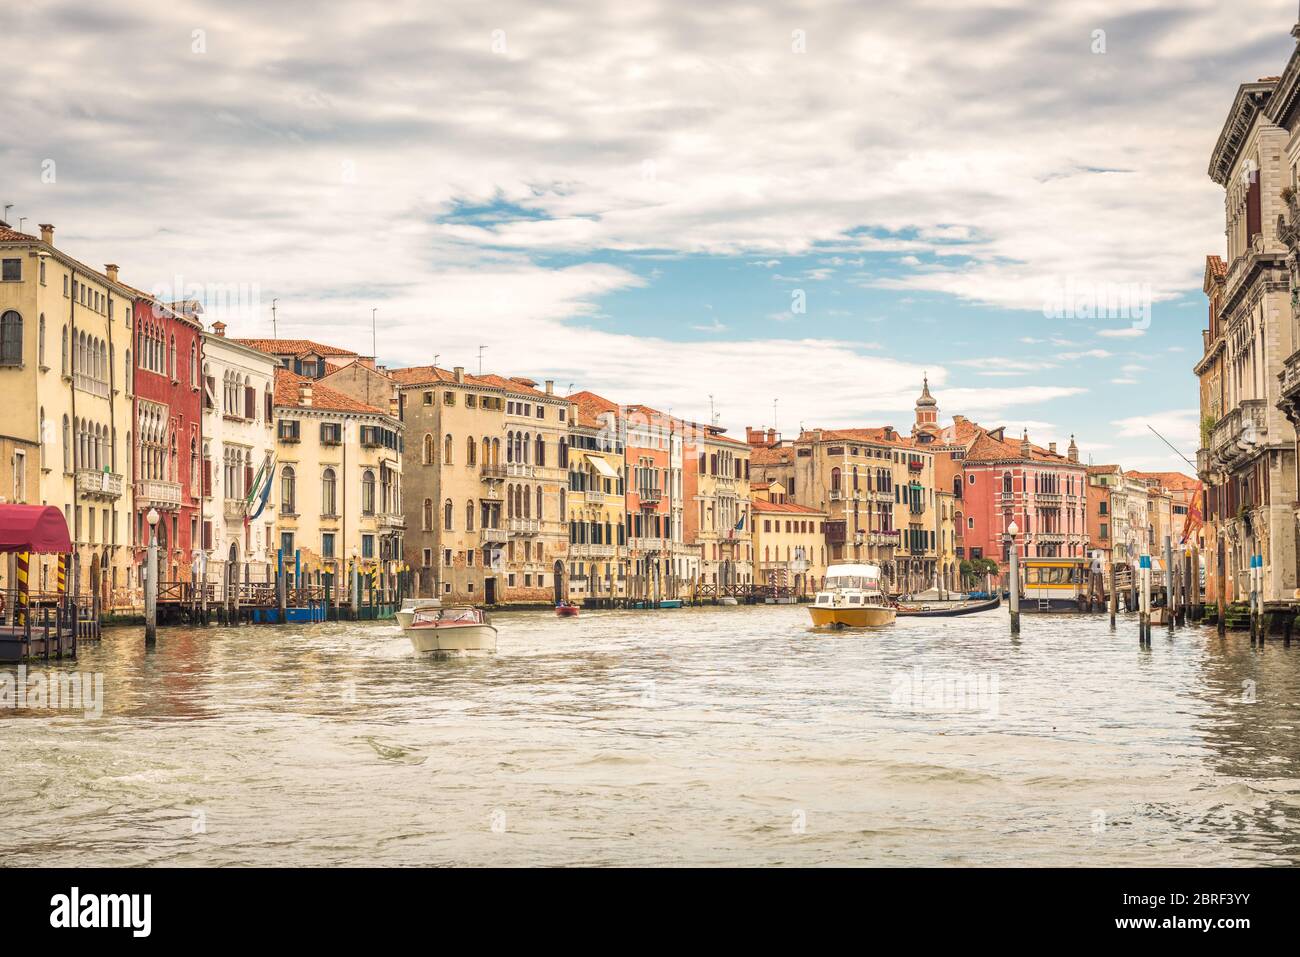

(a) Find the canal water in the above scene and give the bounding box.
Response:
[2,606,1298,866]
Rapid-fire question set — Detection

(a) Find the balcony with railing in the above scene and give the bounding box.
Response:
[480,463,507,480]
[481,527,508,544]
[629,536,663,553]
[376,511,406,529]
[1208,399,1268,471]
[635,486,662,506]
[869,529,900,546]
[76,468,123,500]
[508,518,540,535]
[136,478,182,509]
[570,542,618,559]
[506,462,536,479]
[224,498,247,520]
[73,373,110,398]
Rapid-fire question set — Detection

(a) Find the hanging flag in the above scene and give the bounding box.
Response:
[733,514,745,531]
[1180,481,1204,544]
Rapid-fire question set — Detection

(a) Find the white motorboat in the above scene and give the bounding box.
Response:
[395,597,441,631]
[809,563,897,628]
[402,605,498,655]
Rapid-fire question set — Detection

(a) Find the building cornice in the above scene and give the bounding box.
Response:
[1209,81,1276,186]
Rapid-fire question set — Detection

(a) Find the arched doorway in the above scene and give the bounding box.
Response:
[89,552,101,607]
[553,559,565,604]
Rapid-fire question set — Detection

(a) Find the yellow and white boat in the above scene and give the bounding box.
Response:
[808,563,897,628]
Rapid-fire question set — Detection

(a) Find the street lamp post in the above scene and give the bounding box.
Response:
[145,508,160,642]
[1006,520,1020,636]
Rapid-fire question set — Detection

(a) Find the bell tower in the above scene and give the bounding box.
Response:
[913,374,939,436]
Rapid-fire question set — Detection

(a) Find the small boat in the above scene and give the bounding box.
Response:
[658,599,684,609]
[719,596,738,606]
[395,597,441,630]
[809,563,896,628]
[555,601,580,618]
[896,595,1001,617]
[402,605,497,655]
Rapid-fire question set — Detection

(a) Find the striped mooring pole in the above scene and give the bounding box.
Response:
[15,550,31,628]
[57,554,67,596]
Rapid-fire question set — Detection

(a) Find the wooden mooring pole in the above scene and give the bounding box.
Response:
[1139,554,1151,646]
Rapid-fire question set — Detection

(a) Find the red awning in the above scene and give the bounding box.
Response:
[0,504,74,554]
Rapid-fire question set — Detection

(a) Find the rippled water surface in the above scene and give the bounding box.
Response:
[3,605,1300,866]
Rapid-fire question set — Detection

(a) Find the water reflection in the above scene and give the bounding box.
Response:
[1,606,1297,866]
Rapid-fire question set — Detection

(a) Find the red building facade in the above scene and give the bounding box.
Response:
[130,296,204,583]
[961,428,1088,570]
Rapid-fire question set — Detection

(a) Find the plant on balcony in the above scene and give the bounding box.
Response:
[1200,414,1216,448]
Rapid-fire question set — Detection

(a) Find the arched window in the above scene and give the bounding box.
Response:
[361,469,376,514]
[522,486,531,519]
[422,498,433,530]
[443,498,454,530]
[506,431,514,463]
[321,467,337,516]
[466,435,476,467]
[535,434,545,465]
[482,436,490,466]
[62,415,70,473]
[443,433,453,464]
[38,315,45,367]
[536,485,543,520]
[1002,472,1013,495]
[422,433,435,465]
[38,408,46,468]
[830,467,841,491]
[559,438,568,468]
[281,466,296,514]
[0,311,23,366]
[466,500,475,531]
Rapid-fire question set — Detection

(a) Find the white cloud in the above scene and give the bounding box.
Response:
[1098,328,1147,339]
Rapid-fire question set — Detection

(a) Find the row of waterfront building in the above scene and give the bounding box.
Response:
[1192,15,1300,612]
[0,219,1196,609]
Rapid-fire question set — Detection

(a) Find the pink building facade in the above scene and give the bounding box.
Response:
[961,429,1088,570]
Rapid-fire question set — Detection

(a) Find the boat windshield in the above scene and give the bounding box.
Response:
[826,575,880,591]
[413,607,481,625]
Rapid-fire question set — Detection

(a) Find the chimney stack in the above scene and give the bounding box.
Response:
[39,224,54,245]
[298,381,313,407]
[1048,441,1057,455]
[545,379,554,395]
[104,264,119,283]
[211,320,227,338]
[767,428,776,445]
[1020,430,1031,457]
[453,366,464,384]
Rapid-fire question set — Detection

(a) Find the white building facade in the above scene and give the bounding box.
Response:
[199,323,278,594]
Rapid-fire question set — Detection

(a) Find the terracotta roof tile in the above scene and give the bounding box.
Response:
[753,499,826,515]
[235,338,359,358]
[274,368,388,416]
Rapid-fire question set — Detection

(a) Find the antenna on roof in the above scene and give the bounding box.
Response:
[371,308,377,360]
[271,299,278,339]
[17,218,26,234]
[433,353,440,370]
[773,398,779,435]
[477,344,487,376]
[2,204,11,223]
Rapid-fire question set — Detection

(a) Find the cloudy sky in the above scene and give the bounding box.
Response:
[3,0,1294,471]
